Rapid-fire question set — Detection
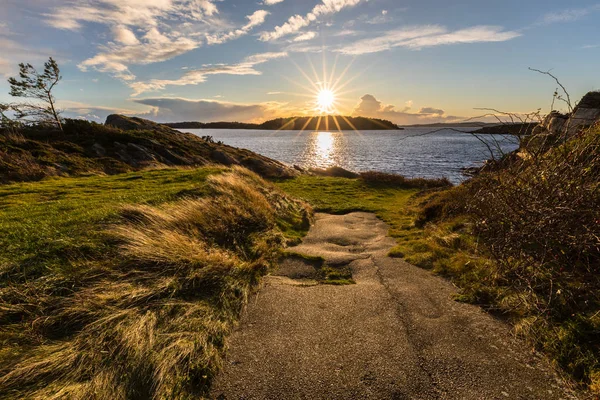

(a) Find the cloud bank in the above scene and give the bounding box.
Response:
[353,94,462,125]
[133,97,287,123]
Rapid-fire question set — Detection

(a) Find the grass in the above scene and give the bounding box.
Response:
[275,175,421,241]
[0,166,311,399]
[0,167,220,282]
[275,175,446,266]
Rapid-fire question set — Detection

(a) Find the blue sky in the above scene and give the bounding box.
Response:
[0,0,599,123]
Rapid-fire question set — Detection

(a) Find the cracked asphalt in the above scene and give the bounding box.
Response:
[210,213,580,400]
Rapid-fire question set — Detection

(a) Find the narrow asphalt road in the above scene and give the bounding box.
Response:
[211,213,579,400]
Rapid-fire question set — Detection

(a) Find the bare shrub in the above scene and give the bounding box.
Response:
[461,126,600,382]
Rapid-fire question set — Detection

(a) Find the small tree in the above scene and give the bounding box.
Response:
[8,57,63,131]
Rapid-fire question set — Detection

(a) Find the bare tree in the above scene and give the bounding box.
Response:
[7,57,63,131]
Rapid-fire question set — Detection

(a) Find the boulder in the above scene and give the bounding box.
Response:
[536,92,600,137]
[566,91,600,136]
[127,143,157,162]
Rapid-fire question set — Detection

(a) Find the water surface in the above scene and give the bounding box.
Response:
[185,128,519,184]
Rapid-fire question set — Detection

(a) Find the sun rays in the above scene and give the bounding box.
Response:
[279,52,370,134]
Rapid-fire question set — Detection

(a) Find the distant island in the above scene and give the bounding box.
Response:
[399,122,495,128]
[165,116,401,131]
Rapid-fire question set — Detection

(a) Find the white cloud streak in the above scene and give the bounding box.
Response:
[129,52,288,96]
[293,31,318,42]
[133,97,291,123]
[540,4,600,24]
[337,25,521,55]
[207,10,270,44]
[260,0,363,41]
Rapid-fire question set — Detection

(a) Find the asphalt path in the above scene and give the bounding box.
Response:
[211,213,580,400]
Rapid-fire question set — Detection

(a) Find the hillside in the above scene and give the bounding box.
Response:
[0,115,298,184]
[165,115,400,131]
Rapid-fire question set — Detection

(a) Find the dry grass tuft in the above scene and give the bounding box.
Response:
[0,167,312,399]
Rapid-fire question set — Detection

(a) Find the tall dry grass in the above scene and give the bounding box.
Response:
[0,166,312,399]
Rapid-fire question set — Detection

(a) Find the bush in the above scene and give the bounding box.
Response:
[417,126,600,386]
[360,171,452,189]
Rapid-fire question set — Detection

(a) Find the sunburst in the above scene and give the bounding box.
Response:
[316,88,336,113]
[278,51,370,133]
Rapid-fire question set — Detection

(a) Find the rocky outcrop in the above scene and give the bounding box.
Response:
[103,114,300,178]
[0,116,301,184]
[535,91,600,137]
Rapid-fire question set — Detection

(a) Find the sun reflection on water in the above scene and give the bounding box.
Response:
[313,131,335,167]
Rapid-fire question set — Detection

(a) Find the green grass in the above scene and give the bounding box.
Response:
[0,167,224,282]
[275,176,441,270]
[275,175,420,240]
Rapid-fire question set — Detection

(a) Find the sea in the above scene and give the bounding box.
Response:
[184,127,519,184]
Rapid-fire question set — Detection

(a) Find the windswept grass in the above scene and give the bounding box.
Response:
[0,166,311,399]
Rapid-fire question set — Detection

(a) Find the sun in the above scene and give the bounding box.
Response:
[316,88,337,114]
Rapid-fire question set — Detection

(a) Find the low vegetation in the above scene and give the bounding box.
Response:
[0,166,311,399]
[406,125,600,391]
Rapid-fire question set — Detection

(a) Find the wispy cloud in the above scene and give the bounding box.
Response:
[206,10,270,44]
[263,0,285,5]
[293,31,318,42]
[46,0,220,31]
[260,0,363,41]
[337,25,521,55]
[129,52,288,96]
[79,29,198,81]
[540,4,600,24]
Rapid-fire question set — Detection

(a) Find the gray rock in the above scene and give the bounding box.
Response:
[126,142,157,162]
[537,92,600,137]
[92,142,106,157]
[211,150,238,166]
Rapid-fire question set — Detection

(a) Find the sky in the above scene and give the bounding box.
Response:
[0,0,599,124]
